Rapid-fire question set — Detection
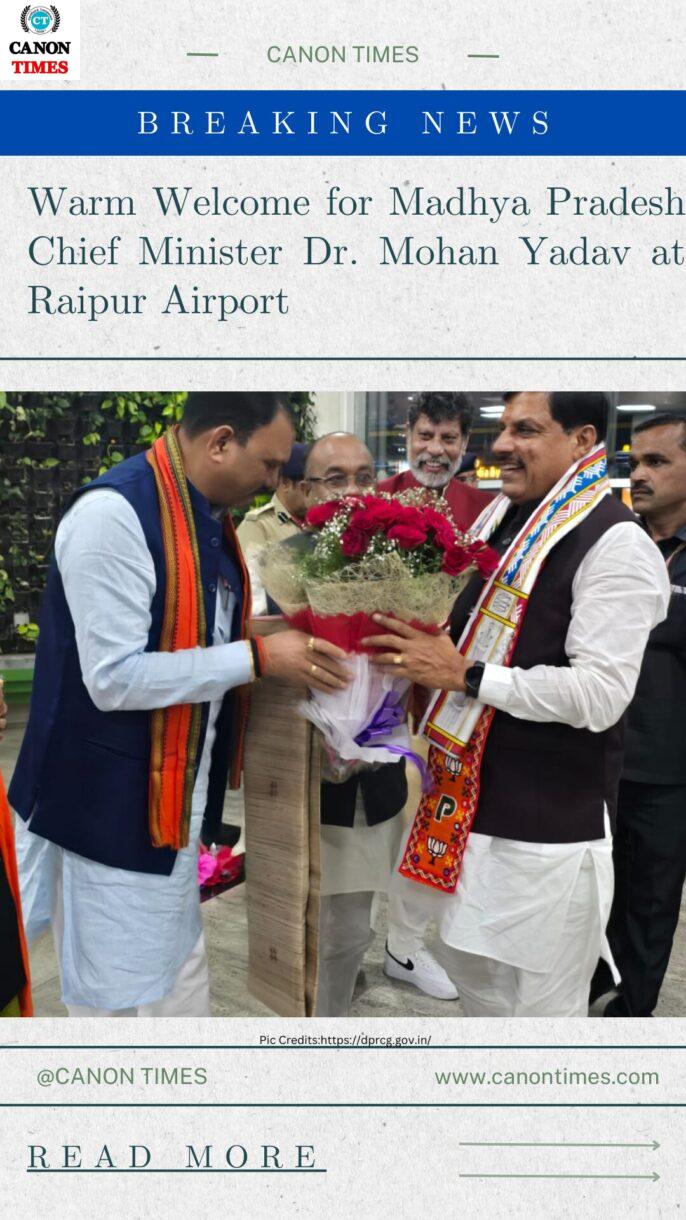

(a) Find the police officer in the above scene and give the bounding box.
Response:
[238,441,310,614]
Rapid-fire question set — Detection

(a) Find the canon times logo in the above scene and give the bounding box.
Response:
[1,0,80,79]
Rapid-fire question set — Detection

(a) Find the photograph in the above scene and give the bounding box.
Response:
[1,388,683,1021]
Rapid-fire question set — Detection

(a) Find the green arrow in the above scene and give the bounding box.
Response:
[460,1140,660,1150]
[460,1172,660,1181]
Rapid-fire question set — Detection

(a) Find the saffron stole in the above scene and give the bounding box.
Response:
[399,444,611,893]
[146,428,252,851]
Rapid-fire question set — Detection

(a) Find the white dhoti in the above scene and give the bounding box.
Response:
[388,821,617,1018]
[314,795,404,1017]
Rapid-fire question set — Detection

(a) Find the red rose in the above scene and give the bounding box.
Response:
[349,501,400,534]
[305,500,343,529]
[387,524,428,549]
[471,544,500,578]
[441,545,473,576]
[340,526,369,557]
[373,501,402,527]
[423,507,457,549]
[393,505,427,530]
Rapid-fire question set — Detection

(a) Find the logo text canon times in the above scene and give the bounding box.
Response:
[10,6,70,74]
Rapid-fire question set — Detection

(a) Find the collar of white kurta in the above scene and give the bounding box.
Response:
[399,444,611,894]
[421,443,611,755]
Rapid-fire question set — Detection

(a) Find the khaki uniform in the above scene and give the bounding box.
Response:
[237,493,301,615]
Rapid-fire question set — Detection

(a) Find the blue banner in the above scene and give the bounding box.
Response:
[0,90,683,155]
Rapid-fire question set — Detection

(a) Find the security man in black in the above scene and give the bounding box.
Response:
[593,413,686,1017]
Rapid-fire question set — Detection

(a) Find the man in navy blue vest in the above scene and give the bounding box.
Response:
[9,392,348,1017]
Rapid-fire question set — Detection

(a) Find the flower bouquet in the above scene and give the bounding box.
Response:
[260,491,498,783]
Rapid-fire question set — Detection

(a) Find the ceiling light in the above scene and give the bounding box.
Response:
[617,404,655,412]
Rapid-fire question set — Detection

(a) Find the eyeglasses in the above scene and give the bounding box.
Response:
[307,472,376,493]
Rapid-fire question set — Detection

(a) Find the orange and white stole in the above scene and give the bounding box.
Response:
[399,444,611,893]
[146,428,251,850]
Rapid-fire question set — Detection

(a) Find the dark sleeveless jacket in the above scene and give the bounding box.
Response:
[450,493,638,843]
[9,452,245,875]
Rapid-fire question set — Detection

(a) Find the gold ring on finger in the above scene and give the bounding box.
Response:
[307,636,316,652]
[393,654,404,666]
[310,663,318,677]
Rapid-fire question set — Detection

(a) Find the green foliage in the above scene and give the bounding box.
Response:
[289,391,317,441]
[0,390,317,650]
[0,558,14,606]
[0,390,188,650]
[16,622,39,643]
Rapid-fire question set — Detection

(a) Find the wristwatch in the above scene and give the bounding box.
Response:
[464,661,485,700]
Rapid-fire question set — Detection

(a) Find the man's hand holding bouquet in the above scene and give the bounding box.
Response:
[260,490,498,783]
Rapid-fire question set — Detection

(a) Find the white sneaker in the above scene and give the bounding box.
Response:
[384,945,459,1001]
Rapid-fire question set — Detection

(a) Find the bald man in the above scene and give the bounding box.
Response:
[281,434,409,1015]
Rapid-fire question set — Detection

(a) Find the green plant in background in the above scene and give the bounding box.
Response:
[0,391,191,653]
[0,390,318,653]
[16,622,39,643]
[0,557,14,610]
[289,391,317,441]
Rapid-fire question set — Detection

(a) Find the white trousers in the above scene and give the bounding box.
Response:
[314,891,375,1018]
[390,854,605,1017]
[64,932,211,1018]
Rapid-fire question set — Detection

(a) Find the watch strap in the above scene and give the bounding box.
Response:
[464,661,485,700]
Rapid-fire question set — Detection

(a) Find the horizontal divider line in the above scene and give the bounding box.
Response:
[1,1102,682,1108]
[1,355,686,362]
[0,1044,681,1050]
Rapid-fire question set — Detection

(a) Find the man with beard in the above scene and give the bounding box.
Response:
[378,392,491,529]
[364,393,669,1017]
[592,413,686,1016]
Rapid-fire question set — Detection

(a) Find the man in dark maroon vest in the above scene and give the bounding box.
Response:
[378,392,491,531]
[367,393,669,1017]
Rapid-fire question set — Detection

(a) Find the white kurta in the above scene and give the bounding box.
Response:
[320,792,404,898]
[15,488,252,1010]
[389,520,671,982]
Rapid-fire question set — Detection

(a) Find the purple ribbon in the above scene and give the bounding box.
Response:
[354,691,431,792]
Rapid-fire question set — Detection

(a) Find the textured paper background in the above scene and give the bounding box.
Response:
[0,1019,683,1216]
[4,154,686,389]
[2,1,686,387]
[2,4,686,1215]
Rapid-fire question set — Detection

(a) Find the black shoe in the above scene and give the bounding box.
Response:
[589,959,615,1006]
[601,993,631,1017]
